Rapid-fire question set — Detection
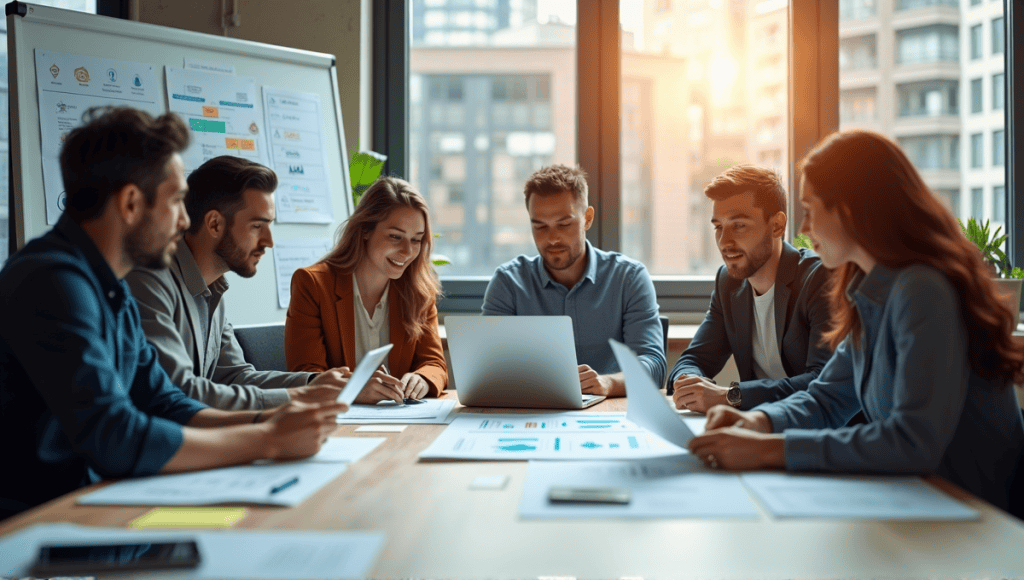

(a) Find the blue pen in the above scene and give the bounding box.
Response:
[269,477,299,495]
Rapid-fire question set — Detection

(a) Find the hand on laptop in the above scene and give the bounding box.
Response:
[578,364,614,397]
[401,372,430,400]
[354,370,404,405]
[673,375,728,413]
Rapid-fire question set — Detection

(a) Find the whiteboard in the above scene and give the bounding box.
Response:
[7,2,353,325]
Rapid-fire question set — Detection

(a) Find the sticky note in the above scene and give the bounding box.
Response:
[469,475,509,490]
[355,425,407,432]
[129,507,248,529]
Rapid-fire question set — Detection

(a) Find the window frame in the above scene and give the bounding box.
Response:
[377,0,1015,314]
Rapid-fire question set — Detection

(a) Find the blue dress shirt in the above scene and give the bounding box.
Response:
[756,263,1024,511]
[482,241,666,385]
[0,216,206,518]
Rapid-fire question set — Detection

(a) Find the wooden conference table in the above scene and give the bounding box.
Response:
[2,394,1023,579]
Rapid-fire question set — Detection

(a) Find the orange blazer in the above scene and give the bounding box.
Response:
[285,263,447,396]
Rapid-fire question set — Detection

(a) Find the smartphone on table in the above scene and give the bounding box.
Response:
[31,539,201,576]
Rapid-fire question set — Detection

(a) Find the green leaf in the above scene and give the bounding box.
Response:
[792,234,813,250]
[349,151,387,207]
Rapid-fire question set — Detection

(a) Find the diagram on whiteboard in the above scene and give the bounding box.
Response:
[34,50,162,224]
[419,413,687,460]
[262,87,336,223]
[165,67,269,173]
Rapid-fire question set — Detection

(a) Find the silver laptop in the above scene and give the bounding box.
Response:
[445,315,605,409]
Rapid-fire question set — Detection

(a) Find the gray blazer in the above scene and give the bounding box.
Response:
[758,264,1024,511]
[670,242,833,409]
[125,243,310,410]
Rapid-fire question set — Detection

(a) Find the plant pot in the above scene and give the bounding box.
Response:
[992,278,1023,316]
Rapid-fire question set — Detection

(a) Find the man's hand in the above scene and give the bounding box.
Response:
[672,374,729,413]
[578,364,615,397]
[289,367,352,403]
[264,400,348,460]
[688,427,784,471]
[354,370,404,404]
[401,372,430,400]
[704,406,773,433]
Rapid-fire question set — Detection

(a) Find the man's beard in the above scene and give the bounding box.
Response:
[215,230,259,278]
[724,230,773,280]
[125,210,176,270]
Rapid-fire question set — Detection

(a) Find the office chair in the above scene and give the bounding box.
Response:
[234,323,288,372]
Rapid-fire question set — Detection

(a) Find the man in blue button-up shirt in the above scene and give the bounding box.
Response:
[482,164,665,397]
[0,107,346,520]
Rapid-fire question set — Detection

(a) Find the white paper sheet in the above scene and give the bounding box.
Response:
[165,67,269,173]
[77,437,383,507]
[611,340,697,449]
[262,87,336,223]
[741,473,980,520]
[419,412,686,460]
[0,523,385,579]
[35,50,163,224]
[272,238,333,308]
[520,455,759,519]
[338,399,457,424]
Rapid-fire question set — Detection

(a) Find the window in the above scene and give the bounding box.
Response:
[895,25,959,64]
[970,132,983,168]
[992,16,1005,55]
[897,80,958,117]
[896,0,958,8]
[841,88,877,123]
[898,134,959,170]
[993,73,1005,110]
[971,187,984,218]
[971,77,983,113]
[993,129,1005,166]
[840,34,877,70]
[994,185,1006,223]
[840,0,876,19]
[970,24,982,60]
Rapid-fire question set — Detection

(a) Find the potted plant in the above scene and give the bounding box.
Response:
[959,218,1024,314]
[348,150,450,267]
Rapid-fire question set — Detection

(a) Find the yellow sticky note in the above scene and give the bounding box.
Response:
[129,507,248,529]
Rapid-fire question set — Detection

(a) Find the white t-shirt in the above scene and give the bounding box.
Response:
[751,284,787,380]
[353,276,390,364]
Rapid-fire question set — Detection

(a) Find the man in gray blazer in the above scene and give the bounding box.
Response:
[126,156,348,410]
[670,165,832,413]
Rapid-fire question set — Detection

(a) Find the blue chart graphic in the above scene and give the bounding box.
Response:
[496,437,538,452]
[554,437,561,451]
[610,443,620,448]
[575,419,620,429]
[580,441,602,449]
[628,436,639,449]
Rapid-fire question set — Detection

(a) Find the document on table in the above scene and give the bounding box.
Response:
[612,339,696,448]
[272,238,333,308]
[337,398,457,424]
[35,50,163,224]
[419,412,686,460]
[0,523,385,579]
[520,455,759,519]
[77,437,383,507]
[741,473,980,520]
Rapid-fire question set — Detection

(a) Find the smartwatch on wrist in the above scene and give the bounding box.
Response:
[726,381,742,407]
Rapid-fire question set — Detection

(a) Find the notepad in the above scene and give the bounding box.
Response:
[130,507,248,529]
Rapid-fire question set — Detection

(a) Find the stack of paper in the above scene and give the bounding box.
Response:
[337,399,457,424]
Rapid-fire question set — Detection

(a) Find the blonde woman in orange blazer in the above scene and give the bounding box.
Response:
[285,177,447,403]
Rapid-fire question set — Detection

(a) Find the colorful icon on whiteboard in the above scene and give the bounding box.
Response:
[57,192,67,211]
[107,69,117,83]
[55,101,67,114]
[49,64,59,78]
[133,74,142,87]
[73,67,90,83]
[249,122,259,134]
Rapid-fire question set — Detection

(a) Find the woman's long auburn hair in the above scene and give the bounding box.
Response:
[321,176,442,342]
[801,129,1024,386]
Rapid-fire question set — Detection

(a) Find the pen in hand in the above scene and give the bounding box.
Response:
[379,363,408,406]
[269,477,300,495]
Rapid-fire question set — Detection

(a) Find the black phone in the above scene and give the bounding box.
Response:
[31,539,201,576]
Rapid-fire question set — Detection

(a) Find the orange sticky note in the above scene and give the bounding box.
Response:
[240,139,256,151]
[202,105,219,118]
[225,138,240,150]
[130,507,248,529]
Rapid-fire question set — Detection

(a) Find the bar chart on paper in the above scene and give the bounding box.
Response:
[419,413,687,460]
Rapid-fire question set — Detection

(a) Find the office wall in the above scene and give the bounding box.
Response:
[134,0,371,157]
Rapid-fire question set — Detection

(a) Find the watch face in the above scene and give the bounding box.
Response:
[727,386,742,406]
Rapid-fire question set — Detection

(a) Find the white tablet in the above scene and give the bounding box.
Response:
[335,344,394,406]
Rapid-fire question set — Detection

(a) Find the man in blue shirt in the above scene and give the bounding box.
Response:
[482,164,665,397]
[0,107,346,519]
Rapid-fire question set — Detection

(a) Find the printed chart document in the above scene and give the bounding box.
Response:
[272,238,332,308]
[165,67,269,173]
[0,522,385,579]
[263,87,336,223]
[338,399,457,424]
[741,473,980,520]
[520,455,759,519]
[34,50,162,224]
[419,412,686,460]
[77,437,383,507]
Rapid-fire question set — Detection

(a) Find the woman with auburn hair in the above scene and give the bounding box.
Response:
[688,129,1024,512]
[285,176,446,403]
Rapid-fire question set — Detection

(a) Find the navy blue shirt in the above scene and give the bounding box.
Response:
[0,216,206,518]
[482,241,666,384]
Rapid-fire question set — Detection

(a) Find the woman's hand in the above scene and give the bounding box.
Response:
[401,373,430,400]
[704,406,773,432]
[688,427,785,471]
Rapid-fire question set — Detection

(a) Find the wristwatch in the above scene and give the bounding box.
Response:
[726,381,742,407]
